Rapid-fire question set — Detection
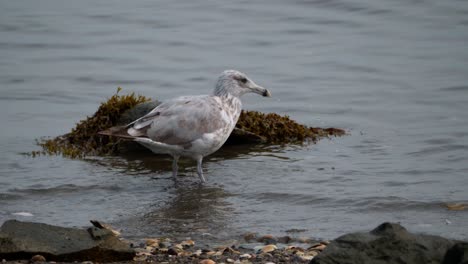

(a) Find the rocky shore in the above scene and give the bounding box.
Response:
[1,220,467,264]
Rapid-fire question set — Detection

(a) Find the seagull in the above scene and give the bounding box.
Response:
[99,70,271,182]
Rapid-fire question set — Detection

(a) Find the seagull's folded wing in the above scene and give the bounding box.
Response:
[128,95,229,146]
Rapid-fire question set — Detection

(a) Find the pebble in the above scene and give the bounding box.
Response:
[127,232,327,263]
[133,254,147,261]
[30,255,46,262]
[243,232,257,242]
[257,234,277,244]
[145,238,159,247]
[167,247,179,256]
[199,260,216,264]
[277,236,292,244]
[300,255,314,261]
[309,243,326,251]
[261,244,277,253]
[223,247,241,255]
[181,239,195,248]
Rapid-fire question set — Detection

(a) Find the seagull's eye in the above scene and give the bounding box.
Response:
[239,77,248,84]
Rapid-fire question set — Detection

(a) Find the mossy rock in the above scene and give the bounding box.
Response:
[31,89,345,158]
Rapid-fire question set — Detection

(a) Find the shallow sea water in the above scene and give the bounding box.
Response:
[1,0,468,243]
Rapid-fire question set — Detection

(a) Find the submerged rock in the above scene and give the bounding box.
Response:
[310,222,457,264]
[31,89,345,158]
[0,220,134,262]
[442,242,468,264]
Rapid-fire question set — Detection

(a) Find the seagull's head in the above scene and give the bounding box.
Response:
[214,70,271,98]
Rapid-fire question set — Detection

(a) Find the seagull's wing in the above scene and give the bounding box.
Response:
[128,95,230,146]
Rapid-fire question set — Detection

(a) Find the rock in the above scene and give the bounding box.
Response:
[310,222,457,264]
[199,259,216,264]
[441,242,468,264]
[0,220,134,262]
[166,247,180,256]
[277,236,292,244]
[89,220,120,236]
[308,243,326,251]
[260,245,278,254]
[181,239,195,248]
[243,232,257,242]
[257,235,277,245]
[30,255,46,262]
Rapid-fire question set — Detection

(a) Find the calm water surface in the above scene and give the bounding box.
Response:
[1,0,468,242]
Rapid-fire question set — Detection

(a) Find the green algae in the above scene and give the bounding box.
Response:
[31,88,151,158]
[31,90,345,158]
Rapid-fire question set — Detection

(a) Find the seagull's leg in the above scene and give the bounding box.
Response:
[172,155,179,179]
[196,156,206,183]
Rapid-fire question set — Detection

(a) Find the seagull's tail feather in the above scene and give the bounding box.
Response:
[134,137,184,154]
[98,126,136,140]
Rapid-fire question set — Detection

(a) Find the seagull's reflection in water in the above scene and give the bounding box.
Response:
[90,143,290,242]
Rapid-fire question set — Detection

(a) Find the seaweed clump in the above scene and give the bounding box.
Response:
[234,111,345,144]
[31,90,345,158]
[32,88,151,158]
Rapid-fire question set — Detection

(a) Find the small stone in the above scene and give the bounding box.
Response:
[309,243,326,251]
[261,244,277,253]
[173,243,184,250]
[265,262,276,264]
[226,258,235,263]
[277,236,292,244]
[181,239,195,248]
[133,254,147,261]
[199,260,216,264]
[30,255,46,262]
[300,255,314,261]
[297,237,312,243]
[223,247,240,255]
[82,261,93,264]
[167,247,179,256]
[145,238,159,247]
[243,232,257,242]
[145,246,155,251]
[257,235,277,244]
[159,241,171,248]
[239,253,252,259]
[192,249,203,257]
[305,250,319,257]
[239,243,263,250]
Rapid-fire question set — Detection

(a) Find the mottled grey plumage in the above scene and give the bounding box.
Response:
[100,70,271,182]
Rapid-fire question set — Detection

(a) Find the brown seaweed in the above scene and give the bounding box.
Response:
[31,89,345,158]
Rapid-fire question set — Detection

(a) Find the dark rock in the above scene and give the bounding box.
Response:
[118,101,160,125]
[0,220,134,262]
[30,255,46,262]
[167,247,179,256]
[442,242,468,264]
[310,222,456,264]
